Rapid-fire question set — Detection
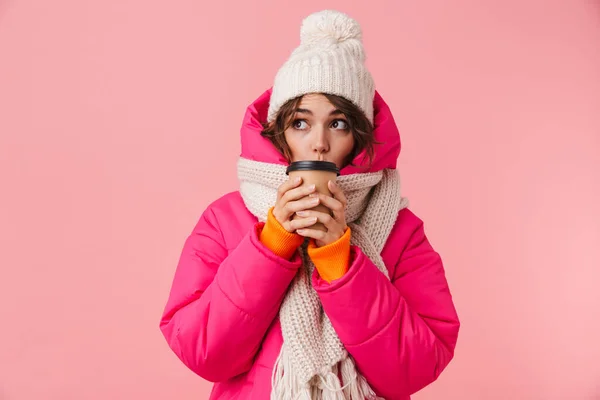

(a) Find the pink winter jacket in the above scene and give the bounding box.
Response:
[160,89,460,399]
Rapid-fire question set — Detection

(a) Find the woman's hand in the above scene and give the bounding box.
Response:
[295,180,348,247]
[272,177,323,233]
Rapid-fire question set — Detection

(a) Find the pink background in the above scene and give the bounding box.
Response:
[1,0,599,399]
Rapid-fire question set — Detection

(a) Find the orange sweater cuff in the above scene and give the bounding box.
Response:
[307,227,351,283]
[259,207,304,260]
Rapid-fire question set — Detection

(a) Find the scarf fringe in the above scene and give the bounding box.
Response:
[271,345,383,400]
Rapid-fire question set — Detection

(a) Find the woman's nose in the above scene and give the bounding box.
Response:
[312,127,329,155]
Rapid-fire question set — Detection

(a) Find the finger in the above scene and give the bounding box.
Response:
[289,217,318,231]
[277,176,302,201]
[316,193,345,222]
[328,180,347,208]
[284,196,320,215]
[296,228,327,242]
[281,183,316,205]
[295,210,335,229]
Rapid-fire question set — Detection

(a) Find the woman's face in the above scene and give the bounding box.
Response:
[284,93,355,168]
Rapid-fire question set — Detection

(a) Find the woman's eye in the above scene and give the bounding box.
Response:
[293,120,308,130]
[331,119,348,130]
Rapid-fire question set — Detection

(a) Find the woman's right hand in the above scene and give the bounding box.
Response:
[272,177,321,233]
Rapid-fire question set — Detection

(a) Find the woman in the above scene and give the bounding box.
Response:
[160,9,460,400]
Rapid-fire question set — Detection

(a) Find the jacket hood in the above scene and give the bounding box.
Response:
[239,88,401,175]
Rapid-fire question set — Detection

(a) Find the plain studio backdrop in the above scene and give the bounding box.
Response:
[1,1,599,399]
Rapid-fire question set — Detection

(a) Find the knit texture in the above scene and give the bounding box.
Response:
[307,228,351,283]
[260,207,305,259]
[237,157,409,399]
[267,10,375,124]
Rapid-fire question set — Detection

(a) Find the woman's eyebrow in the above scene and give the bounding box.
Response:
[294,108,344,116]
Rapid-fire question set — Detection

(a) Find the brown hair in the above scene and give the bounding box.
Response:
[261,94,376,168]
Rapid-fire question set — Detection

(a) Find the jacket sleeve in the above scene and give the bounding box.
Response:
[159,207,302,382]
[313,209,460,399]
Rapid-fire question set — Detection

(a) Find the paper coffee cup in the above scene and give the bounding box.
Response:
[286,161,340,232]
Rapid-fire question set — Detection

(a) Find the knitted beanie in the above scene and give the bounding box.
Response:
[267,10,375,124]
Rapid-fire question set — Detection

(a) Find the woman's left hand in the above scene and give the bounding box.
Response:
[295,180,348,247]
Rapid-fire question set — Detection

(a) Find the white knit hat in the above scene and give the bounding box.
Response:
[267,10,375,124]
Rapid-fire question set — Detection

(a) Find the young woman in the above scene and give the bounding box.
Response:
[160,10,460,400]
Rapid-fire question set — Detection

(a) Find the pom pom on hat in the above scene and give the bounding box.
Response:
[300,9,362,46]
[267,10,375,123]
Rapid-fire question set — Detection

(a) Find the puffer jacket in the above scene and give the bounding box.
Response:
[159,89,460,399]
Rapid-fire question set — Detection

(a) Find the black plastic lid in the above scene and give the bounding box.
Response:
[286,160,340,176]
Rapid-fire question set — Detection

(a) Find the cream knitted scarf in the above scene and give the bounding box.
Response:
[237,157,408,400]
